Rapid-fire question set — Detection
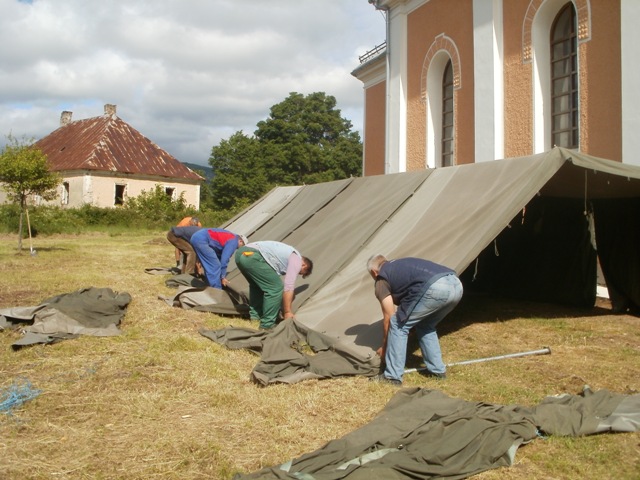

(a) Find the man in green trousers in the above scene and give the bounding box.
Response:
[235,240,313,330]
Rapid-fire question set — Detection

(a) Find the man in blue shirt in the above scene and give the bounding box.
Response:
[190,228,247,289]
[367,254,463,385]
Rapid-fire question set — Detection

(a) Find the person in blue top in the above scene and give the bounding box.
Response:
[367,254,463,385]
[235,240,313,330]
[190,228,247,289]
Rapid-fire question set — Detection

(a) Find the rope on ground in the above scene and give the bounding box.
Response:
[0,378,42,416]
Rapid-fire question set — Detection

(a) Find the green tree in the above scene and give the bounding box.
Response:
[209,131,269,210]
[256,92,362,185]
[0,135,61,250]
[208,92,362,210]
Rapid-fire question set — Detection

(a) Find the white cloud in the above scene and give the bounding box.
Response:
[0,0,385,166]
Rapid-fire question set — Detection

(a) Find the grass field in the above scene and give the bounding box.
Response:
[1,233,639,479]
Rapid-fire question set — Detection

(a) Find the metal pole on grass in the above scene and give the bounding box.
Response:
[404,347,551,374]
[25,207,37,256]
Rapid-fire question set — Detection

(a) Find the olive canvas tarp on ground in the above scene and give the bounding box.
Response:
[233,386,640,480]
[191,147,640,384]
[0,287,131,349]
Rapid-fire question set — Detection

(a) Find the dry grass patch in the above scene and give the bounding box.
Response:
[1,233,639,479]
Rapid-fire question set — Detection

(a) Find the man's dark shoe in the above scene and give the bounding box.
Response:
[419,370,447,380]
[369,374,402,386]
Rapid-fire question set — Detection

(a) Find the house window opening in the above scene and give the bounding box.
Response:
[441,60,454,167]
[165,187,175,199]
[115,184,126,206]
[62,182,70,205]
[550,3,578,149]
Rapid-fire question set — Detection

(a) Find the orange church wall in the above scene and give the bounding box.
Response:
[406,0,475,169]
[503,0,534,158]
[579,0,621,161]
[363,80,387,176]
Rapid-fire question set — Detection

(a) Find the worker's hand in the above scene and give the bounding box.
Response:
[283,311,295,320]
[376,346,385,358]
[222,278,230,288]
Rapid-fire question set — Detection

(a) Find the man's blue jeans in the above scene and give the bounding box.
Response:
[384,274,463,381]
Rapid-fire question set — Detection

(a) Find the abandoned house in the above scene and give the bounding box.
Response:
[27,104,202,209]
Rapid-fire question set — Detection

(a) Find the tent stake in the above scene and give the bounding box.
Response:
[404,347,551,374]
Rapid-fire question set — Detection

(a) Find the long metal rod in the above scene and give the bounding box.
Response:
[404,347,551,374]
[25,207,36,255]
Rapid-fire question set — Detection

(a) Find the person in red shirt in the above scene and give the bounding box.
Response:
[190,228,247,288]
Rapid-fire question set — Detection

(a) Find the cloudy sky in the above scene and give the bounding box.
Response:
[0,0,385,166]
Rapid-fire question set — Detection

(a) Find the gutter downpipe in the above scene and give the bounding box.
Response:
[369,0,391,173]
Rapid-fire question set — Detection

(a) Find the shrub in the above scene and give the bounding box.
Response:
[124,185,198,226]
[0,199,238,236]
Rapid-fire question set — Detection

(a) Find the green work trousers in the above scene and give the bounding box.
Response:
[235,246,283,329]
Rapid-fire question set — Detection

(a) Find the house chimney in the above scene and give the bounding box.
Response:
[104,104,117,116]
[60,111,73,126]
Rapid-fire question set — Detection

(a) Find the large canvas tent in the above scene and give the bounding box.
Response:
[191,147,640,382]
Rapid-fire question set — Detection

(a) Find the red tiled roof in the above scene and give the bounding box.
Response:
[35,113,203,181]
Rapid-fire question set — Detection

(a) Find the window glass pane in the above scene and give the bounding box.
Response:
[443,98,454,112]
[553,131,570,147]
[552,8,571,41]
[443,126,454,140]
[552,42,567,58]
[553,95,570,112]
[553,77,570,94]
[553,113,570,130]
[441,59,454,167]
[550,3,578,149]
[552,60,571,76]
[444,83,453,96]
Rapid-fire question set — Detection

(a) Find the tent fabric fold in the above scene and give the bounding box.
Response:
[200,319,380,385]
[233,387,640,479]
[0,287,131,349]
[162,285,249,316]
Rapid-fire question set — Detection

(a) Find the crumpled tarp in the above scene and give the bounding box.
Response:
[144,266,181,275]
[162,284,250,316]
[163,273,208,289]
[150,268,249,316]
[200,319,380,385]
[0,287,132,349]
[234,387,640,479]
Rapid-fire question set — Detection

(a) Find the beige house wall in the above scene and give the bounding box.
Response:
[31,171,200,209]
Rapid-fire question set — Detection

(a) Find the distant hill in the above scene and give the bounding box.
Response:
[183,162,213,181]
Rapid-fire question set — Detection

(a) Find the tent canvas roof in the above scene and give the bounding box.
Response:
[213,147,640,368]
